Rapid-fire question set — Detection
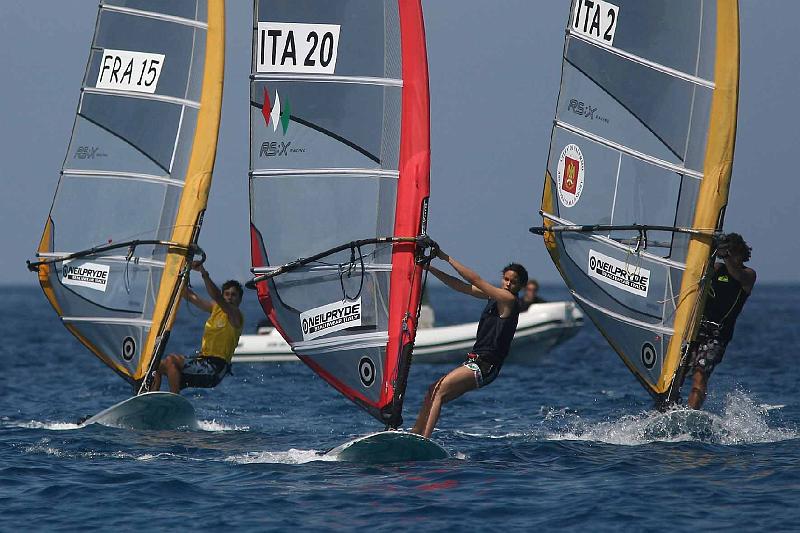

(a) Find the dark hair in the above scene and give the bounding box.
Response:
[719,233,751,262]
[221,280,244,298]
[502,263,529,287]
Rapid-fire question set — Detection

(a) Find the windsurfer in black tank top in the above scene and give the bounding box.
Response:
[411,249,528,438]
[683,233,756,410]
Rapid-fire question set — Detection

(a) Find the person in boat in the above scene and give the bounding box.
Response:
[683,233,756,410]
[519,278,546,311]
[151,261,244,393]
[411,249,527,438]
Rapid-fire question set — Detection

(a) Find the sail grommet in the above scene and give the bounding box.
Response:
[358,357,376,388]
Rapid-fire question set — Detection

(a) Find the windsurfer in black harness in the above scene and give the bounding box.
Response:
[683,233,756,409]
[411,249,527,438]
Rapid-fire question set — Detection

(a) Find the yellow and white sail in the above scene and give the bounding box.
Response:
[30,1,225,391]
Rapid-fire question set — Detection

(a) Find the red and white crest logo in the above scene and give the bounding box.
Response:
[557,144,585,208]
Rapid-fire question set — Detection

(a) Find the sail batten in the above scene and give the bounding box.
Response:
[567,31,716,88]
[100,5,209,29]
[63,317,153,327]
[251,169,400,179]
[572,292,675,335]
[61,171,185,187]
[538,0,739,401]
[554,121,706,178]
[252,74,403,87]
[81,88,201,109]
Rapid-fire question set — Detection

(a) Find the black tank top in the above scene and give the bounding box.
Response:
[471,299,520,365]
[703,263,748,344]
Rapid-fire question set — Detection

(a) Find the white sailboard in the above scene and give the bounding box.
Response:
[80,392,198,430]
[248,0,447,461]
[532,0,740,407]
[324,431,447,463]
[28,1,226,429]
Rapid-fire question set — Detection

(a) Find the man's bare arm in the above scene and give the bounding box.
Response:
[440,251,516,305]
[197,264,243,329]
[427,265,485,298]
[185,285,213,313]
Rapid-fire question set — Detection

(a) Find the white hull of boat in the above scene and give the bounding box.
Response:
[234,301,583,364]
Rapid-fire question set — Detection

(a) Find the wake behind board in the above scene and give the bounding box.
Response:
[324,431,448,463]
[81,392,198,431]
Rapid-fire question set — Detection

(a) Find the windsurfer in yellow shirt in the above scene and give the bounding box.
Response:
[151,262,244,393]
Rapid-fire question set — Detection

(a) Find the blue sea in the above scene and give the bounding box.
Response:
[2,283,798,531]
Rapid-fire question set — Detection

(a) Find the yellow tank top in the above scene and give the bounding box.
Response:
[200,304,243,363]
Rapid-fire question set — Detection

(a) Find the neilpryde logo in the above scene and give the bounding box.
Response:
[262,86,291,135]
[587,249,651,298]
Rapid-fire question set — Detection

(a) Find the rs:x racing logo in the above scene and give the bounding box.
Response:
[262,87,291,134]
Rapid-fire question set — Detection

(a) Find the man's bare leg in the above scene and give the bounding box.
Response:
[151,357,172,391]
[416,366,478,438]
[688,369,708,409]
[161,354,185,394]
[151,367,162,391]
[411,376,445,434]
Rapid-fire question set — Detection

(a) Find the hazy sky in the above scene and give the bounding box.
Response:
[1,1,797,287]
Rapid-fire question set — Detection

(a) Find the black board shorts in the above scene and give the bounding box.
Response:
[688,328,727,378]
[180,356,230,389]
[462,353,501,388]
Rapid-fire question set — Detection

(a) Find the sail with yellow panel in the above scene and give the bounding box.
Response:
[531,0,740,406]
[28,0,225,395]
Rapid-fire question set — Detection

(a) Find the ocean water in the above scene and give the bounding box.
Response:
[1,283,798,531]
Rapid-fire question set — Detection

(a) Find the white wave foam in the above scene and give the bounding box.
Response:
[197,419,250,432]
[224,448,331,464]
[15,420,81,431]
[23,443,65,457]
[21,442,181,462]
[452,429,527,439]
[546,391,797,445]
